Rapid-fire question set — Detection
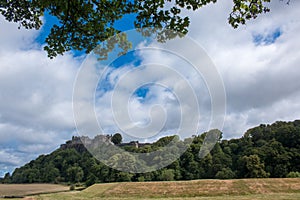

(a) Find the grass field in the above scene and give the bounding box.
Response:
[0,184,69,198]
[25,178,300,200]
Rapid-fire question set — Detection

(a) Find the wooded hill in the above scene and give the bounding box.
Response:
[2,120,300,185]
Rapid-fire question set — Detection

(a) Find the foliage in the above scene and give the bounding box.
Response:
[241,154,269,178]
[157,169,175,181]
[215,167,236,179]
[111,133,122,145]
[0,0,284,58]
[286,171,300,178]
[8,120,300,184]
[85,173,98,186]
[1,172,11,183]
[69,184,75,191]
[66,165,84,183]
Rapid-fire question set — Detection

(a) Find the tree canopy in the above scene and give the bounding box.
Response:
[111,133,122,145]
[0,0,285,58]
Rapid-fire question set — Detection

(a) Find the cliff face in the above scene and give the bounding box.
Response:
[60,136,86,153]
[60,135,151,151]
[59,135,112,152]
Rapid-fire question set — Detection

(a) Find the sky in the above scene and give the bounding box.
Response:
[1,0,300,176]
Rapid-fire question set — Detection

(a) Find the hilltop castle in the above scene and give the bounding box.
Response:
[60,135,149,151]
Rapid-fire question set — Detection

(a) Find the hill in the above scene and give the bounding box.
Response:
[2,120,300,185]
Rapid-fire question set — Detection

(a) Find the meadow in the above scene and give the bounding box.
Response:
[1,178,298,200]
[0,183,69,198]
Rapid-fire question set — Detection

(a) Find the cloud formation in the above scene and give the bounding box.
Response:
[1,0,300,176]
[186,0,300,137]
[0,17,80,176]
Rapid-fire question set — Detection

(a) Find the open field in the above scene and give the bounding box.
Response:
[28,178,300,200]
[0,184,69,198]
[32,193,300,200]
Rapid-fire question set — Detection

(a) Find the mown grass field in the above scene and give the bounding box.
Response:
[0,184,69,198]
[24,178,300,200]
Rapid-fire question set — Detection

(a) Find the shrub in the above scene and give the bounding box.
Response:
[70,184,75,191]
[137,176,145,182]
[157,169,175,181]
[215,168,236,179]
[286,171,300,178]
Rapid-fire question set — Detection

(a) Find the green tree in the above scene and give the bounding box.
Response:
[42,165,60,182]
[66,166,84,183]
[0,0,283,58]
[157,169,175,181]
[2,172,11,183]
[107,152,137,172]
[242,155,269,178]
[286,171,300,178]
[86,173,98,186]
[115,171,133,182]
[168,160,182,180]
[111,133,122,145]
[215,167,236,179]
[180,150,198,180]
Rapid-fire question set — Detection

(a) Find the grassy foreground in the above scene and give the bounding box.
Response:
[29,178,300,200]
[0,184,69,198]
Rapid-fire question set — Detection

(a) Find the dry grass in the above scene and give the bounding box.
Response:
[32,178,300,200]
[0,184,69,198]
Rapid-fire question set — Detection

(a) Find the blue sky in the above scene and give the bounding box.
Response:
[35,12,59,45]
[253,28,282,46]
[1,0,300,177]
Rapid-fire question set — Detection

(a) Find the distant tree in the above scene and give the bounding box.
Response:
[180,150,196,180]
[210,143,232,176]
[286,171,300,178]
[107,152,136,172]
[215,168,236,179]
[137,172,154,182]
[41,164,60,182]
[2,172,11,183]
[111,133,122,145]
[66,166,84,183]
[157,169,175,181]
[86,173,98,186]
[242,155,269,178]
[25,168,40,183]
[137,176,145,182]
[168,160,182,180]
[154,135,178,147]
[115,172,133,182]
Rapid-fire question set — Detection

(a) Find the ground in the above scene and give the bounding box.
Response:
[0,183,69,198]
[0,178,299,200]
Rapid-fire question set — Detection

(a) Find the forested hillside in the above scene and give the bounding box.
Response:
[2,120,300,185]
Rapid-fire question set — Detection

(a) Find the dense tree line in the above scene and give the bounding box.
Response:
[2,120,300,185]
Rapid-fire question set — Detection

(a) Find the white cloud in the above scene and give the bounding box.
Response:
[89,43,214,142]
[1,0,300,176]
[185,0,300,138]
[0,16,80,176]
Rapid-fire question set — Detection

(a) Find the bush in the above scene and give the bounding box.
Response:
[70,184,75,191]
[286,171,300,178]
[86,174,97,187]
[215,168,236,179]
[157,169,175,181]
[137,176,145,182]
